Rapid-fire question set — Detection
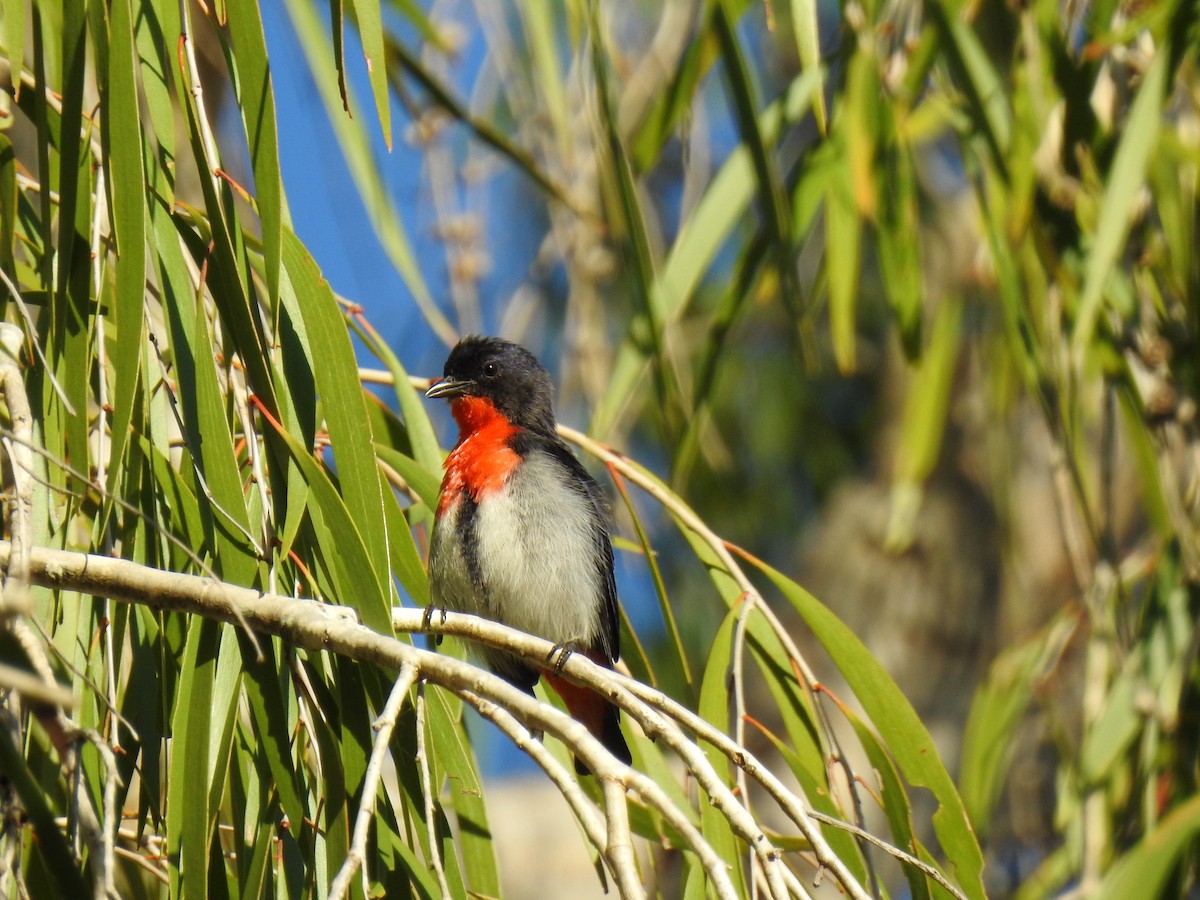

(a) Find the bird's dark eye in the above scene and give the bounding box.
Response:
[482,361,499,378]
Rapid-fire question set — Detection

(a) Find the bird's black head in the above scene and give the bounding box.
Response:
[425,336,557,434]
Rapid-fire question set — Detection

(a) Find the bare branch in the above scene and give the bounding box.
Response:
[0,541,963,900]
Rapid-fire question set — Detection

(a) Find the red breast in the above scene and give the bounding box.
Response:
[437,395,522,516]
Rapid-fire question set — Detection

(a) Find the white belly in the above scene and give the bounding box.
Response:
[428,450,605,651]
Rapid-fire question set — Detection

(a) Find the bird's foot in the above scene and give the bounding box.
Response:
[547,640,582,674]
[421,604,448,646]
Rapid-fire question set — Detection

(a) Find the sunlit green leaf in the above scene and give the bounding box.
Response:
[697,605,747,892]
[104,0,147,500]
[928,2,1011,176]
[345,0,391,149]
[2,0,26,105]
[825,157,861,373]
[167,618,222,898]
[887,300,963,549]
[227,0,287,305]
[1073,46,1169,355]
[960,613,1075,839]
[788,0,826,132]
[1097,794,1200,900]
[744,554,986,900]
[283,0,450,343]
[282,227,393,616]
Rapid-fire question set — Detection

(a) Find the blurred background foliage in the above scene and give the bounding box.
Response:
[1,0,1199,896]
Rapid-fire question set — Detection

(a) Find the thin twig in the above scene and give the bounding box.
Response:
[328,663,419,900]
[415,682,452,898]
[458,690,624,892]
[113,845,169,885]
[613,666,882,899]
[805,811,967,900]
[0,59,103,163]
[472,663,737,900]
[0,324,34,617]
[0,270,75,413]
[178,0,223,194]
[623,771,741,900]
[289,647,325,783]
[0,663,73,708]
[80,728,119,900]
[399,610,843,900]
[1049,437,1095,592]
[145,329,266,560]
[620,688,793,900]
[232,371,274,563]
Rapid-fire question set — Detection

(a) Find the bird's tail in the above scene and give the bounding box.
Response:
[541,664,632,776]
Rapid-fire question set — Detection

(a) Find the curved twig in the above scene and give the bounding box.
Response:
[805,811,967,900]
[328,663,419,900]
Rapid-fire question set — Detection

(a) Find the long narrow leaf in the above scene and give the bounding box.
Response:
[104,0,147,498]
[1072,45,1169,355]
[282,0,450,343]
[742,553,986,900]
[258,405,393,633]
[1097,794,1200,900]
[345,0,391,149]
[697,606,748,894]
[2,0,26,102]
[282,227,392,608]
[167,617,222,898]
[226,0,287,305]
[788,0,826,132]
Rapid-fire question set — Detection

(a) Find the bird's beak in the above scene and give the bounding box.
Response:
[425,377,471,399]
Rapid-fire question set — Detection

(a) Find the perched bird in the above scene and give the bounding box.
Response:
[425,336,632,774]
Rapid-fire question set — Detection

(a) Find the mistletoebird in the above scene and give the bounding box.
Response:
[425,336,632,773]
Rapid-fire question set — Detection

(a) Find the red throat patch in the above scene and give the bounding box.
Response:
[437,396,521,516]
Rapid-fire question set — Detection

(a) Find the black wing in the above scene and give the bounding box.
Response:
[513,430,621,665]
